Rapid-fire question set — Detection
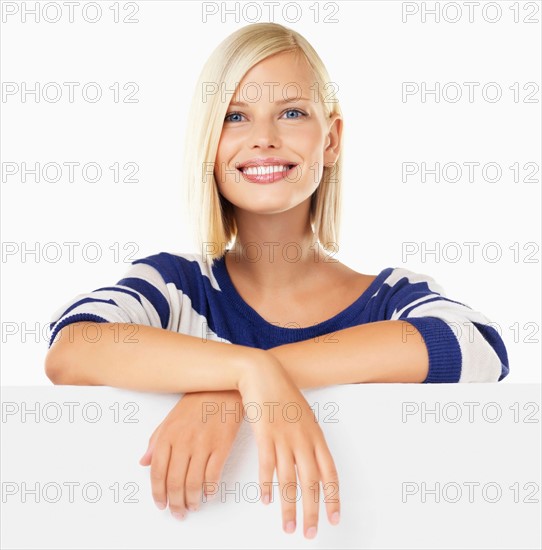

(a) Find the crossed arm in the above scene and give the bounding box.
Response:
[46,318,430,391]
[266,319,429,388]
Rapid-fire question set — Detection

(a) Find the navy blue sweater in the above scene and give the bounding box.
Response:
[47,251,509,383]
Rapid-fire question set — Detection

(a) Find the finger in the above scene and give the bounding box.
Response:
[295,443,321,539]
[149,441,172,510]
[139,448,151,466]
[165,446,190,520]
[315,440,340,526]
[257,438,276,506]
[184,453,210,512]
[139,443,154,466]
[275,446,298,534]
[203,451,227,502]
[139,428,161,465]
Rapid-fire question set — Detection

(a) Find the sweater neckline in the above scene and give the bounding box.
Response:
[212,254,392,337]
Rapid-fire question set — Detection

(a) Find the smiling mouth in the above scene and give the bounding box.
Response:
[236,164,298,184]
[237,164,297,175]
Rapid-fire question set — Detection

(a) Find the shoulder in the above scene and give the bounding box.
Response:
[379,267,446,294]
[361,267,450,309]
[344,264,444,292]
[127,250,221,290]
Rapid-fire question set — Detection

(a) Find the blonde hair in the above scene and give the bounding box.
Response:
[182,22,343,263]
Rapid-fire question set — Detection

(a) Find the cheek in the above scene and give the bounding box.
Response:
[215,166,239,189]
[213,151,230,184]
[214,139,238,178]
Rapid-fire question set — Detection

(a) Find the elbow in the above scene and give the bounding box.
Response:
[45,349,93,386]
[45,359,68,385]
[45,322,99,386]
[45,352,71,385]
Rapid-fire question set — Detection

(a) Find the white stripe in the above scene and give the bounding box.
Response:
[177,293,231,344]
[51,301,132,326]
[383,267,447,295]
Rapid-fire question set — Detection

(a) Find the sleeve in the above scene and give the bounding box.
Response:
[47,260,180,349]
[386,269,510,383]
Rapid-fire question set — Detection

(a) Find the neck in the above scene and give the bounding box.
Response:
[225,200,329,291]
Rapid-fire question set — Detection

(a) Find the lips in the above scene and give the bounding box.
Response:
[236,157,298,171]
[237,164,296,174]
[237,164,298,184]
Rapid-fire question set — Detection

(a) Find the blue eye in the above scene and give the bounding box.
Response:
[224,108,306,122]
[224,112,244,122]
[283,108,306,119]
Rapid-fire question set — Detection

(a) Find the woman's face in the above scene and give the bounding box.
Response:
[214,51,341,216]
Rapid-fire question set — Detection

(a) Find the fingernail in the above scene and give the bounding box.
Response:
[262,494,270,504]
[331,511,340,525]
[285,521,296,534]
[188,505,198,512]
[172,511,185,521]
[306,526,317,539]
[156,501,166,510]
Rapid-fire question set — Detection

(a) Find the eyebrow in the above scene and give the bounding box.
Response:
[228,97,312,107]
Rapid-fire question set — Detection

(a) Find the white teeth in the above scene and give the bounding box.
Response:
[241,165,291,176]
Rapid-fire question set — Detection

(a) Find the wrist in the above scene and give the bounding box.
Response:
[182,389,242,401]
[236,348,284,396]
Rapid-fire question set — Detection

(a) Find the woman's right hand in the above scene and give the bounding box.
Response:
[238,352,341,539]
[139,389,243,518]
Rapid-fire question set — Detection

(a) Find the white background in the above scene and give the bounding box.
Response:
[1,0,541,384]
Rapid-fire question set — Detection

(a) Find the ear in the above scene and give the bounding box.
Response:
[323,112,342,167]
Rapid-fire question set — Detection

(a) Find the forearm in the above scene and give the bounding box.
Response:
[45,319,428,394]
[45,322,263,394]
[266,320,429,388]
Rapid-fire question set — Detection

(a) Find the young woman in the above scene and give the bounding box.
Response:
[45,22,509,540]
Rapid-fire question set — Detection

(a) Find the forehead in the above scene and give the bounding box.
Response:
[234,51,315,102]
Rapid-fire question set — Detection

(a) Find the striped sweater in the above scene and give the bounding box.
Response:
[47,251,510,383]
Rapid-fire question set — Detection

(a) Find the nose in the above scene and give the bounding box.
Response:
[247,118,280,148]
